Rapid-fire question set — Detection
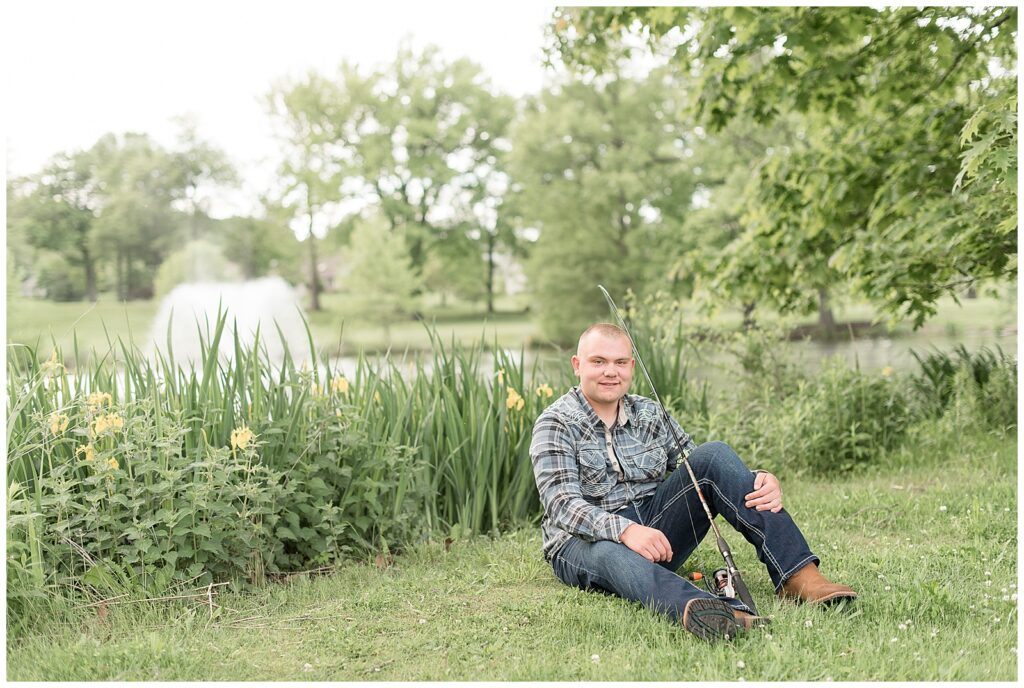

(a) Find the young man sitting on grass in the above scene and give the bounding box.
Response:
[530,323,856,642]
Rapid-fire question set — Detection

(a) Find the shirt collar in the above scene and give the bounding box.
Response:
[572,386,634,428]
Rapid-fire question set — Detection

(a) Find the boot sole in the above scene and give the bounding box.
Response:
[683,598,741,642]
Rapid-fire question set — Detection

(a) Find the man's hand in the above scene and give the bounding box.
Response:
[745,471,783,512]
[620,523,673,562]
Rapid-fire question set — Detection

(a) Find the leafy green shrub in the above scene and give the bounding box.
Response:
[6,314,556,637]
[153,239,242,298]
[939,356,1017,433]
[716,358,909,476]
[907,344,1016,426]
[35,251,86,301]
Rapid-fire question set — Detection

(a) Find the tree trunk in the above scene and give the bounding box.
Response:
[486,231,496,315]
[741,301,756,330]
[817,288,836,331]
[308,222,321,312]
[82,248,98,302]
[116,249,125,301]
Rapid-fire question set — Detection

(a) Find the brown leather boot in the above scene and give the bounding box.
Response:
[779,562,857,604]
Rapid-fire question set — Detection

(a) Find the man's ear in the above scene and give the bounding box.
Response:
[570,355,581,375]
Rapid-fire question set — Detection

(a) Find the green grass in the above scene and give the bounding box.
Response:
[7,428,1016,681]
[7,286,1014,369]
[6,292,536,368]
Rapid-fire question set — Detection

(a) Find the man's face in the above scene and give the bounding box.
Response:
[572,331,634,407]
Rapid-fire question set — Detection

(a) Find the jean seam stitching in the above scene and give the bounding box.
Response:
[707,481,786,581]
[555,553,603,583]
[776,554,819,593]
[650,474,786,581]
[649,473,788,582]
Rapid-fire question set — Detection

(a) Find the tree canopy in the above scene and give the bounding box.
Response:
[550,6,1017,326]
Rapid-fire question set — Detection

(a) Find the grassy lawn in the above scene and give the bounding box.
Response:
[6,286,1016,370]
[5,292,538,367]
[7,428,1015,681]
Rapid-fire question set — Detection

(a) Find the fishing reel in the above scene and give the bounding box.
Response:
[688,568,736,599]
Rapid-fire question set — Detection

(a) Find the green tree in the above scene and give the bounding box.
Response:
[508,68,698,343]
[266,72,348,311]
[341,213,421,338]
[551,6,1017,327]
[90,132,184,300]
[8,150,103,301]
[170,114,238,244]
[279,45,517,309]
[213,212,303,284]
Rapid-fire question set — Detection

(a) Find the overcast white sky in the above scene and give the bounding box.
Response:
[3,0,557,216]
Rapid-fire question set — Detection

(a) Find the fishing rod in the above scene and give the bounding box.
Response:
[598,285,759,616]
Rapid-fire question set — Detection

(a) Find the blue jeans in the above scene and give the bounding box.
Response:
[550,441,819,620]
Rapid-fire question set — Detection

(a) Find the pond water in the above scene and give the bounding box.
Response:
[328,325,1017,394]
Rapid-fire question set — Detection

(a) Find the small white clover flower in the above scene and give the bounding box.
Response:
[898,623,907,631]
[737,660,745,669]
[884,585,891,591]
[805,619,813,628]
[891,637,899,643]
[418,618,427,624]
[302,663,313,672]
[591,654,600,664]
[985,571,992,577]
[939,505,947,511]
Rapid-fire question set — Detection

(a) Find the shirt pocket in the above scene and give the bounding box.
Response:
[577,449,613,498]
[625,445,668,481]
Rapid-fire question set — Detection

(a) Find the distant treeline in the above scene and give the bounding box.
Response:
[7,7,1016,343]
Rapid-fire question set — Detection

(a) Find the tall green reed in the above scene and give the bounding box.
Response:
[6,309,574,636]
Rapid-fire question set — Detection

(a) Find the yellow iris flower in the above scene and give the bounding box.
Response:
[230,425,254,450]
[506,387,525,411]
[48,413,70,435]
[93,413,125,435]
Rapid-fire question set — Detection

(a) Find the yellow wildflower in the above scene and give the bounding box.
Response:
[496,369,506,385]
[86,391,113,409]
[42,351,64,375]
[881,366,894,378]
[107,457,119,470]
[48,413,70,435]
[230,425,254,450]
[506,387,525,411]
[93,413,125,435]
[331,376,350,395]
[373,391,381,403]
[76,444,96,462]
[535,383,554,398]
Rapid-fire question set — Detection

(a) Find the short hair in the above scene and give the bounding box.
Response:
[577,322,630,354]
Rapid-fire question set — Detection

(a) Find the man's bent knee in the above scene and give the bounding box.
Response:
[688,441,750,481]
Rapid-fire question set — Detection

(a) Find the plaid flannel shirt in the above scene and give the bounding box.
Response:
[529,386,698,560]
